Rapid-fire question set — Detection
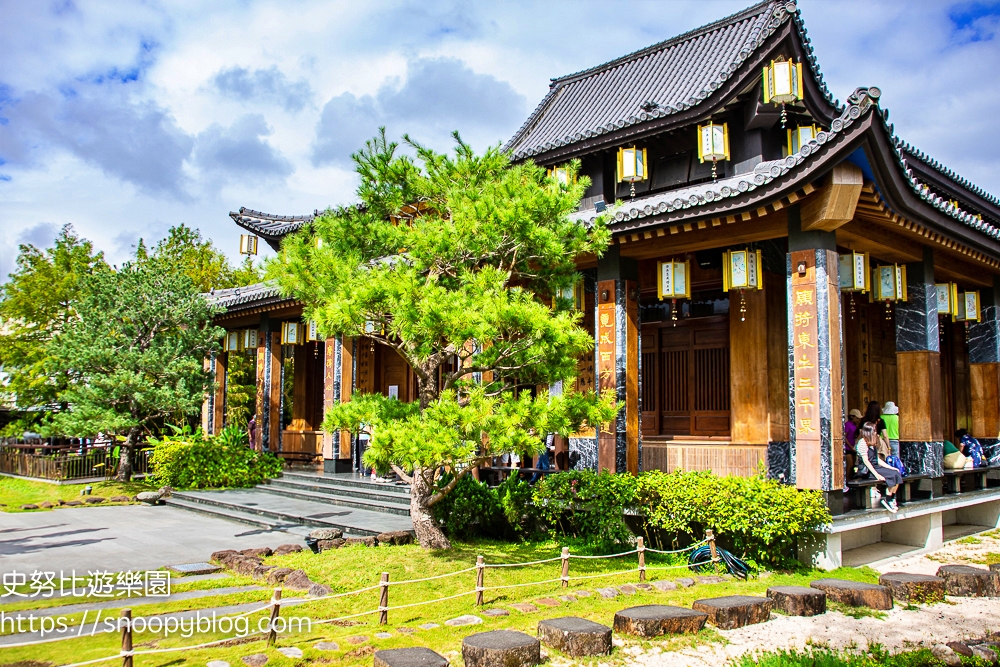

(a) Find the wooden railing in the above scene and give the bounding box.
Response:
[642,442,767,478]
[0,447,152,481]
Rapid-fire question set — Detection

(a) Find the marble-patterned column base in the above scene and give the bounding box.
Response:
[568,437,598,471]
[767,441,792,483]
[900,441,944,478]
[980,438,1000,467]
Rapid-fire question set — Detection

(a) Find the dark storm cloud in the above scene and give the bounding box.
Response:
[193,113,293,181]
[311,57,526,167]
[213,66,314,112]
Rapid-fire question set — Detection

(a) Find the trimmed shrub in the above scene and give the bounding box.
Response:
[432,473,538,540]
[148,425,283,489]
[532,470,637,548]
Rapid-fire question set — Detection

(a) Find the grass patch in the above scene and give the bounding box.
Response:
[0,477,154,511]
[734,645,952,666]
[0,539,887,667]
[956,536,982,545]
[827,601,887,620]
[971,552,1000,565]
[981,528,1000,539]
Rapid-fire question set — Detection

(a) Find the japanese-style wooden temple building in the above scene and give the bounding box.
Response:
[204,0,1000,567]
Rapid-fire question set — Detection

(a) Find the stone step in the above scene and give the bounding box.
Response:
[878,572,946,603]
[463,630,540,667]
[166,489,412,537]
[936,565,1000,597]
[256,480,411,516]
[692,595,773,629]
[280,471,411,496]
[765,586,827,616]
[613,605,707,637]
[810,578,893,610]
[537,617,612,657]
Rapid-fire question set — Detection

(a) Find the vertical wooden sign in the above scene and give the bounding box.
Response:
[790,250,821,489]
[340,337,354,459]
[254,331,266,451]
[597,280,617,472]
[323,337,337,460]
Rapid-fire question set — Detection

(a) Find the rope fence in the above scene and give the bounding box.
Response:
[43,532,720,667]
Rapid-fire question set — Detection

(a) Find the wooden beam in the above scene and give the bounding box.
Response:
[620,210,788,260]
[800,162,864,232]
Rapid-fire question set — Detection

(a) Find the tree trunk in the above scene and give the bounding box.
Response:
[409,467,451,549]
[115,428,138,482]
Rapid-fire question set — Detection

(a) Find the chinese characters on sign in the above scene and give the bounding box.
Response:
[596,281,617,472]
[1,571,170,598]
[791,250,822,490]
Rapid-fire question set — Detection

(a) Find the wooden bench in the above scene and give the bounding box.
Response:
[846,474,929,510]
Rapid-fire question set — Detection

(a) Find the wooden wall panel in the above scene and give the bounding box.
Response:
[212,353,227,435]
[642,443,767,477]
[730,287,768,444]
[339,337,353,459]
[897,351,943,442]
[971,362,1000,439]
[766,271,789,442]
[626,280,640,475]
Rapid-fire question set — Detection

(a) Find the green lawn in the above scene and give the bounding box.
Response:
[0,476,155,511]
[0,539,883,667]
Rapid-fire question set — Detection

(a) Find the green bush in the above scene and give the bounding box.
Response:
[532,470,637,548]
[432,473,538,540]
[635,470,831,569]
[148,425,283,489]
[734,645,957,667]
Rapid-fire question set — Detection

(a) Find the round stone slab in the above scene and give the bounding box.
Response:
[878,572,946,603]
[537,617,612,657]
[936,565,1000,597]
[766,586,827,617]
[462,630,540,667]
[374,648,449,667]
[612,605,707,638]
[691,595,773,629]
[809,578,893,610]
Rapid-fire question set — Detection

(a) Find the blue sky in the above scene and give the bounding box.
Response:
[1,0,1000,280]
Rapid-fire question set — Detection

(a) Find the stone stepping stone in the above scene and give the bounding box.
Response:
[397,628,415,634]
[241,655,267,667]
[936,565,1000,597]
[314,642,339,651]
[418,623,439,630]
[375,632,393,639]
[535,597,561,607]
[483,608,509,617]
[692,595,773,629]
[697,576,726,584]
[618,584,637,595]
[879,572,946,603]
[346,635,369,644]
[463,630,540,667]
[613,604,707,637]
[596,587,619,598]
[652,580,677,592]
[636,583,653,591]
[559,594,577,602]
[537,617,612,657]
[374,647,448,667]
[445,614,483,627]
[573,590,592,597]
[810,578,893,610]
[510,603,538,613]
[169,562,222,575]
[675,578,695,587]
[275,647,303,659]
[766,586,827,617]
[207,661,230,667]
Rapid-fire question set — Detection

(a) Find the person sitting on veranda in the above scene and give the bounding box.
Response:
[942,439,970,470]
[955,429,985,467]
[856,422,901,513]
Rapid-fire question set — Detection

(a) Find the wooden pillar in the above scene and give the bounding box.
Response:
[894,248,944,477]
[212,352,227,435]
[596,246,640,475]
[254,325,268,451]
[340,337,354,460]
[787,205,844,494]
[322,337,337,460]
[266,330,282,451]
[766,271,790,443]
[969,278,1000,441]
[730,287,768,444]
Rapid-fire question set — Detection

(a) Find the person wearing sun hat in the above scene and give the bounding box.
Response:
[882,401,900,458]
[844,408,863,484]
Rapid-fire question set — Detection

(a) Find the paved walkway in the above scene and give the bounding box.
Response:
[0,505,304,573]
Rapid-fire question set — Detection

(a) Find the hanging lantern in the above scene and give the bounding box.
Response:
[224,331,242,352]
[242,328,259,350]
[762,58,803,128]
[697,122,729,180]
[553,282,584,310]
[935,283,959,318]
[281,321,303,345]
[838,251,870,292]
[239,234,259,256]
[547,165,575,187]
[723,249,763,323]
[872,265,907,302]
[617,147,647,199]
[787,124,819,155]
[657,260,690,325]
[305,319,321,342]
[957,291,981,322]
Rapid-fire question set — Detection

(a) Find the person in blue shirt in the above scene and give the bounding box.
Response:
[955,429,985,467]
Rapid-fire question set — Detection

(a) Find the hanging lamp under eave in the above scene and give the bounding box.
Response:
[722,248,763,323]
[697,122,729,180]
[763,58,803,128]
[935,282,959,319]
[657,260,690,326]
[617,146,647,199]
[787,124,819,155]
[239,234,259,256]
[957,290,981,323]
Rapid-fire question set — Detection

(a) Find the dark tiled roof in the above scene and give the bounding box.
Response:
[576,86,1000,242]
[229,208,316,240]
[203,281,289,312]
[505,1,823,161]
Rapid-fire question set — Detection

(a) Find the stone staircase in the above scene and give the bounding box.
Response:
[164,471,413,538]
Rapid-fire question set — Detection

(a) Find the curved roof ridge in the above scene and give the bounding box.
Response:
[893,138,1000,209]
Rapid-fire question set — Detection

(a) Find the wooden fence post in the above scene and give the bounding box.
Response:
[379,572,389,625]
[561,547,570,588]
[267,588,282,646]
[476,556,485,606]
[120,609,132,667]
[637,537,645,582]
[705,530,719,573]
